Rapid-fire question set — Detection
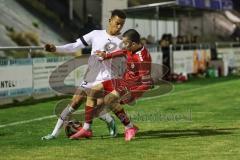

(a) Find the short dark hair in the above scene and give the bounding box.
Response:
[111,9,126,19]
[123,29,141,43]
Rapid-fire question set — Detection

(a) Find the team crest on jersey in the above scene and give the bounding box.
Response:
[104,39,117,52]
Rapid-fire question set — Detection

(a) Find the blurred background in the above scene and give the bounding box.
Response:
[0,0,239,55]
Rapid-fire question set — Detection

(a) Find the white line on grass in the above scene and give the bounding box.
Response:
[0,79,239,128]
[0,115,56,128]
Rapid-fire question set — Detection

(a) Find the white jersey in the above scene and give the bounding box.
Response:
[80,30,124,84]
[56,30,125,87]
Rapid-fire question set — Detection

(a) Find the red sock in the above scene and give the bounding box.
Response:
[85,106,94,124]
[114,109,130,126]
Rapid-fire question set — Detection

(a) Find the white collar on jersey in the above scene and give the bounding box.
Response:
[135,46,145,54]
[104,30,122,39]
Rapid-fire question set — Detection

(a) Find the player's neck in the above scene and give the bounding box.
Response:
[106,28,120,36]
[132,44,143,53]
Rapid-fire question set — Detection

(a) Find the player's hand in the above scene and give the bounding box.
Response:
[95,50,106,59]
[45,44,56,52]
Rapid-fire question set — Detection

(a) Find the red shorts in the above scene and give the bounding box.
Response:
[102,79,152,104]
[120,84,151,104]
[102,79,128,96]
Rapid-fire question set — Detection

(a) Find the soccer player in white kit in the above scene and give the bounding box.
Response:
[41,9,129,140]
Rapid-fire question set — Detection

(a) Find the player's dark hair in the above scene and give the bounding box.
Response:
[123,29,141,44]
[111,9,126,19]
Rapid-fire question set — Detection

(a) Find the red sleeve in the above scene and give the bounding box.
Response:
[104,50,127,59]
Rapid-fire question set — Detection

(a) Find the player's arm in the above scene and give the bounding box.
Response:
[96,50,127,59]
[45,31,95,54]
[45,40,86,53]
[224,11,240,23]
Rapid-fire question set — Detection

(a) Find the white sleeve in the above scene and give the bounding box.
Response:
[81,30,96,46]
[224,11,240,23]
[56,41,84,53]
[56,30,96,53]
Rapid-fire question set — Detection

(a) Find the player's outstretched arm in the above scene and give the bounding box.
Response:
[45,42,84,54]
[96,50,127,60]
[45,30,96,54]
[224,11,240,23]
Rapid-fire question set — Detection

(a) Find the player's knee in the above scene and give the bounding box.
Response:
[86,99,93,107]
[89,84,104,97]
[89,89,97,98]
[96,98,104,106]
[89,88,103,99]
[104,94,118,106]
[71,95,85,109]
[111,104,123,113]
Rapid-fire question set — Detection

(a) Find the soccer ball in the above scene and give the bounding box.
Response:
[64,120,82,137]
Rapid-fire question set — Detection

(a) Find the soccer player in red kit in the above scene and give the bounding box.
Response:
[101,34,152,104]
[70,29,153,141]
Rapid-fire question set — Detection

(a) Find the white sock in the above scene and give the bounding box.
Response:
[51,118,64,137]
[99,113,113,123]
[125,122,133,129]
[51,105,75,137]
[60,105,75,119]
[83,122,91,130]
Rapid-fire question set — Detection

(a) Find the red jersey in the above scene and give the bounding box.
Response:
[104,46,152,83]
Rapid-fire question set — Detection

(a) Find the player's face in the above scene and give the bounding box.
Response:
[122,37,136,51]
[108,16,125,35]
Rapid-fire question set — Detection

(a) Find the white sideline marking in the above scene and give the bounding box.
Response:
[0,79,239,128]
[0,115,56,128]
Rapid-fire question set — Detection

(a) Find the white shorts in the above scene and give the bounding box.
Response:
[78,80,102,90]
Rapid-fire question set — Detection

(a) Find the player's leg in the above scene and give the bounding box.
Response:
[126,84,151,103]
[70,83,104,139]
[104,88,132,128]
[104,90,138,141]
[96,98,117,137]
[42,88,86,140]
[114,84,151,141]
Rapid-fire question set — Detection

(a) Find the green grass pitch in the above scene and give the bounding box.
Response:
[0,76,240,160]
